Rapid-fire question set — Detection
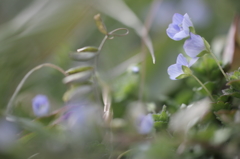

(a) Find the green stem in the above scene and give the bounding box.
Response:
[191,74,214,101]
[117,149,132,159]
[209,51,228,81]
[5,63,67,116]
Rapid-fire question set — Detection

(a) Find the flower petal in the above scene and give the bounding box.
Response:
[176,53,188,66]
[137,114,154,134]
[167,63,184,80]
[173,30,189,41]
[172,13,183,24]
[32,95,50,117]
[166,24,181,40]
[182,13,193,31]
[189,57,199,67]
[183,33,206,58]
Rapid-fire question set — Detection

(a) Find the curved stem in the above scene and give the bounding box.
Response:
[116,149,132,159]
[191,74,214,101]
[93,28,129,103]
[209,51,228,81]
[5,63,67,116]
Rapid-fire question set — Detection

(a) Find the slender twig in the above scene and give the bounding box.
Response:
[117,149,132,159]
[209,51,229,81]
[93,28,129,104]
[191,74,214,101]
[5,63,67,116]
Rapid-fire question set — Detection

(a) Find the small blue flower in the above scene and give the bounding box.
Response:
[166,13,193,41]
[183,33,207,58]
[32,95,50,117]
[167,53,198,80]
[137,114,154,134]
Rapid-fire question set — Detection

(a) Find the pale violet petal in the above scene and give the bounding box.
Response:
[183,33,206,58]
[166,24,180,40]
[32,95,50,117]
[189,57,199,67]
[176,53,188,66]
[167,64,184,80]
[173,30,189,41]
[182,13,193,30]
[172,13,184,24]
[138,114,154,134]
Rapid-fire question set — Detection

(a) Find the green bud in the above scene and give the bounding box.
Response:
[94,14,108,35]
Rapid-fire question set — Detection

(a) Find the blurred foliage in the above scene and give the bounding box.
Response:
[1,0,240,159]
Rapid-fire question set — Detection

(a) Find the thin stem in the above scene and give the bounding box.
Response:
[116,149,132,159]
[5,63,67,116]
[93,28,129,104]
[191,74,214,101]
[209,51,229,81]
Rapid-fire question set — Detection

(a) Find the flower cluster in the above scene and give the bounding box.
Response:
[166,13,210,80]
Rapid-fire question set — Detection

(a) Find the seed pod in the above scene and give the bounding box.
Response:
[63,85,93,102]
[77,46,98,53]
[69,52,97,61]
[66,66,93,75]
[63,70,93,84]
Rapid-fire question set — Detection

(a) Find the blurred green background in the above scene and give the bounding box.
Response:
[0,0,237,113]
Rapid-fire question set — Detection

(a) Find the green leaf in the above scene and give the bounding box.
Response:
[212,101,231,111]
[195,82,215,95]
[182,65,192,74]
[189,26,196,34]
[176,74,190,80]
[227,79,240,90]
[197,50,209,57]
[222,88,240,98]
[154,121,168,131]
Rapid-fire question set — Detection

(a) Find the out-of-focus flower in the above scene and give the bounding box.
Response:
[0,119,18,151]
[32,94,50,117]
[167,53,198,80]
[166,13,193,41]
[60,102,102,136]
[137,114,154,134]
[183,33,208,58]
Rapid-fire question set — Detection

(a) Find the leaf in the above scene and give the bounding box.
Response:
[227,79,240,90]
[94,0,155,63]
[176,74,190,80]
[195,82,215,95]
[212,101,231,111]
[182,65,192,74]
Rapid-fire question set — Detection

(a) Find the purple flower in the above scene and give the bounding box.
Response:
[183,33,207,58]
[167,53,198,80]
[137,114,154,134]
[166,13,193,41]
[32,95,50,117]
